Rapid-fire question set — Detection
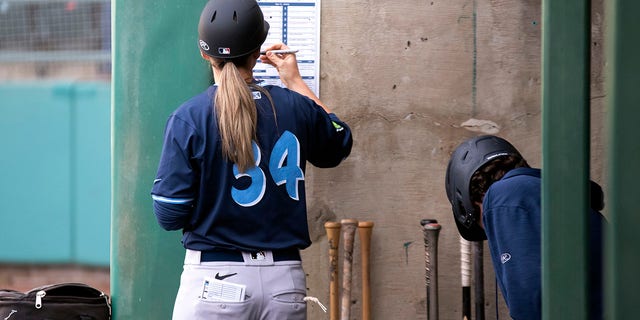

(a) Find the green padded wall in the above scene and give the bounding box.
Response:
[111,1,210,318]
[605,0,640,318]
[541,0,591,319]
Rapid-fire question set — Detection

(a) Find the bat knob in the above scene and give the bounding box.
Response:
[324,221,342,229]
[420,218,438,226]
[358,221,375,228]
[340,218,359,225]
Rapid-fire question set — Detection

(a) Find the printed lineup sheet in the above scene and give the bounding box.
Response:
[255,0,321,96]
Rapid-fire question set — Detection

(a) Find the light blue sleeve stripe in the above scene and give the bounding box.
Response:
[151,194,194,205]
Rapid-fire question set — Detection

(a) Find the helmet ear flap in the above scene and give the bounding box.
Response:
[454,214,487,241]
[459,201,473,227]
[452,198,469,227]
[453,197,487,241]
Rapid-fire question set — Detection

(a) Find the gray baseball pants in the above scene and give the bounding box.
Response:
[172,249,307,320]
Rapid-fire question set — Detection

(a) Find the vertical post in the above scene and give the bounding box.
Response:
[111,1,210,318]
[541,0,590,319]
[605,0,640,318]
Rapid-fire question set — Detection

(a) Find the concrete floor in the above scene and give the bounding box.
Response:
[0,264,110,295]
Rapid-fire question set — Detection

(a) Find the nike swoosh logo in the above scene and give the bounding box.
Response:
[215,272,238,280]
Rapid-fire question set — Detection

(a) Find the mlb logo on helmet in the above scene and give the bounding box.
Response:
[218,47,231,55]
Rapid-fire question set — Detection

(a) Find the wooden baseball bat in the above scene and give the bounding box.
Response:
[473,241,485,320]
[460,236,472,320]
[420,218,437,311]
[340,219,358,320]
[421,219,441,320]
[358,221,374,320]
[324,221,342,320]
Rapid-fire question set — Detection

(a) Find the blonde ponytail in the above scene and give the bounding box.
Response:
[214,59,257,173]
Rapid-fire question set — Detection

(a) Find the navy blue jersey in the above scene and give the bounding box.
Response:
[151,83,352,252]
[482,168,604,320]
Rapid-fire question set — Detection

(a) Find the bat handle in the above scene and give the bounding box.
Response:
[324,221,342,320]
[460,236,472,320]
[358,221,374,320]
[473,241,485,320]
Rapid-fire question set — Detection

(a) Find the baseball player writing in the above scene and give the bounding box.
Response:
[445,135,605,320]
[150,0,353,319]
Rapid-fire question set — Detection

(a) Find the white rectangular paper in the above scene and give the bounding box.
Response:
[255,0,321,96]
[200,278,246,302]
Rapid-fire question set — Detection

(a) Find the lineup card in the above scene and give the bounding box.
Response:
[255,0,321,96]
[200,278,246,302]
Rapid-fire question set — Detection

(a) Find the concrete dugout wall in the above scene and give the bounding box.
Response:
[112,0,606,319]
[304,1,604,319]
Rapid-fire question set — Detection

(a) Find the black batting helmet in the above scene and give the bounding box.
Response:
[198,0,270,59]
[445,135,523,241]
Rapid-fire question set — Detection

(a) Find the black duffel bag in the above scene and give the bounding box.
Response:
[0,283,110,320]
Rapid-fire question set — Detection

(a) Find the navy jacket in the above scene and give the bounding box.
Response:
[482,167,604,320]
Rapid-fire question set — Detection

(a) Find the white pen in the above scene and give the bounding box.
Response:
[260,49,299,55]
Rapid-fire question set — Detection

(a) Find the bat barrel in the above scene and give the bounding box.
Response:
[324,221,342,320]
[358,221,374,320]
[339,219,358,320]
[422,219,441,320]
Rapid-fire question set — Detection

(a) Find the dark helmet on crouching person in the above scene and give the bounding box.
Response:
[198,0,270,59]
[445,135,526,241]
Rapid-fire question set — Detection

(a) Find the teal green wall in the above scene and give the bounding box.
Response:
[0,82,111,266]
[111,1,210,318]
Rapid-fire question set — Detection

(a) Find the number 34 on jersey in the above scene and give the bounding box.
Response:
[231,131,304,207]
